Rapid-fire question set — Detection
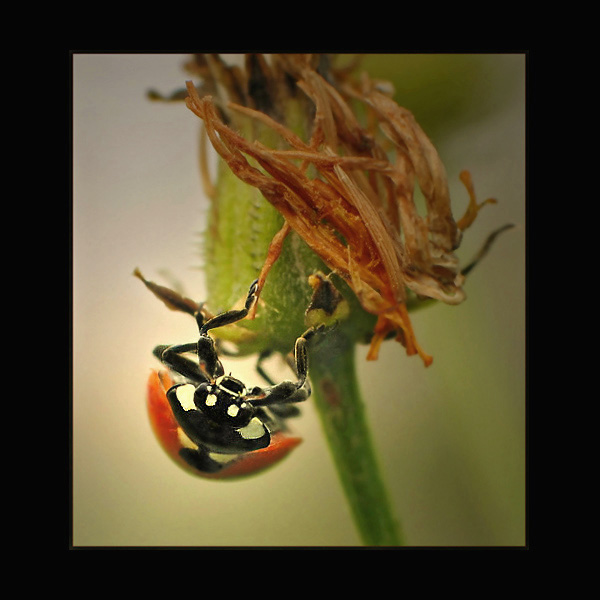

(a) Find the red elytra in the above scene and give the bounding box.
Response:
[147,370,302,480]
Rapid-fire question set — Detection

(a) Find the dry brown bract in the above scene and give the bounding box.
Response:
[184,54,494,366]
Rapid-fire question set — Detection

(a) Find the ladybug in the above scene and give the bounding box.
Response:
[147,370,304,479]
[137,272,321,479]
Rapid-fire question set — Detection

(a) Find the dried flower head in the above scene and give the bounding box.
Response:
[183,54,496,366]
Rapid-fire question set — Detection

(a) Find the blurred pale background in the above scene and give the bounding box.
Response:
[72,53,525,546]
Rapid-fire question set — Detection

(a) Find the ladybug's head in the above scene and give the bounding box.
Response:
[194,375,256,428]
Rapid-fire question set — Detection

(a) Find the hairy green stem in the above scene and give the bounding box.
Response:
[310,330,403,546]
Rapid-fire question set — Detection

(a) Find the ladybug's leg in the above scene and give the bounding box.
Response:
[254,350,301,418]
[154,343,214,384]
[195,336,225,379]
[178,445,227,474]
[217,346,297,410]
[198,280,259,336]
[184,279,258,380]
[153,280,259,383]
[255,350,277,385]
[134,268,200,316]
[249,325,324,407]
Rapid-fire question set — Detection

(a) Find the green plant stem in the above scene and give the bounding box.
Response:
[309,329,403,546]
